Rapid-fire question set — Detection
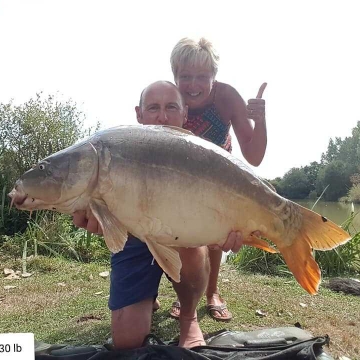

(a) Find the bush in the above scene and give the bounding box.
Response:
[227,244,288,277]
[347,184,360,203]
[315,238,360,276]
[0,93,99,236]
[0,211,110,264]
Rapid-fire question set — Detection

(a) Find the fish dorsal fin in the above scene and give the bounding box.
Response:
[145,239,182,283]
[89,198,128,253]
[161,125,194,136]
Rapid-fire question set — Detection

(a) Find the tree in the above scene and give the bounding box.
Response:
[336,122,360,175]
[0,93,96,184]
[303,161,321,191]
[0,93,97,236]
[350,172,360,185]
[315,160,351,201]
[269,177,282,193]
[271,121,360,202]
[278,168,311,199]
[320,138,341,165]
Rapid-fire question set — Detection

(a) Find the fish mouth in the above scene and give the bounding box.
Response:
[14,195,28,207]
[8,187,28,209]
[9,190,48,211]
[8,186,76,213]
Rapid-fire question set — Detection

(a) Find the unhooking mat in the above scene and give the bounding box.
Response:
[34,327,334,360]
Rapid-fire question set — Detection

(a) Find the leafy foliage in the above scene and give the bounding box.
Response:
[315,212,360,275]
[0,93,97,236]
[315,160,351,201]
[0,93,91,184]
[272,121,360,202]
[0,211,110,263]
[348,184,360,203]
[276,167,311,199]
[228,246,287,276]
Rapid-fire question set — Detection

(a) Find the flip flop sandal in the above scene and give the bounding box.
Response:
[169,301,181,319]
[207,303,232,322]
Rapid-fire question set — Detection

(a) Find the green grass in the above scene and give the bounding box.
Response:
[0,256,111,344]
[0,256,359,359]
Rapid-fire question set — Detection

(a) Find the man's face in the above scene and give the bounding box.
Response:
[136,83,188,128]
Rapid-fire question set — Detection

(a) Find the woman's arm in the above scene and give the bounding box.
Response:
[225,84,267,167]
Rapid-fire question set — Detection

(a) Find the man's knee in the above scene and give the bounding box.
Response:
[111,298,153,350]
[178,247,209,278]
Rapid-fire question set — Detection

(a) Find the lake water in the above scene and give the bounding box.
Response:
[294,199,360,233]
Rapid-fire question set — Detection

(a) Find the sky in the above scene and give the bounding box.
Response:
[0,0,359,180]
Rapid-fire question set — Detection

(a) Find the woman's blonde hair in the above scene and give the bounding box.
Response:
[170,37,219,78]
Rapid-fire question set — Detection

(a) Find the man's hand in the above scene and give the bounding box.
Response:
[73,210,103,235]
[208,230,261,253]
[208,231,243,253]
[247,82,267,123]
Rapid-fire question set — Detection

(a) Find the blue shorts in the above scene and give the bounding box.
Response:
[108,235,164,311]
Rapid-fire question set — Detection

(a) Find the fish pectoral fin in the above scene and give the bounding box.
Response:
[89,199,128,253]
[243,235,278,254]
[145,240,182,283]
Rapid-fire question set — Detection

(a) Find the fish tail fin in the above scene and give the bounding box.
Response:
[298,206,351,250]
[279,205,351,295]
[280,239,321,295]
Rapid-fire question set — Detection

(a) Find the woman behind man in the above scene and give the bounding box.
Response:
[167,37,267,321]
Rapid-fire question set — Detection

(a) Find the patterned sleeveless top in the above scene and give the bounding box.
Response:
[183,81,232,153]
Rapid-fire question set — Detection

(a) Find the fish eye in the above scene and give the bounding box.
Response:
[39,164,45,170]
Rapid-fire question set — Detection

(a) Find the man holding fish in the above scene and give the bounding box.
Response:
[73,81,249,349]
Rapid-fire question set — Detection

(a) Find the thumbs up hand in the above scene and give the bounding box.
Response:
[247,82,267,123]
